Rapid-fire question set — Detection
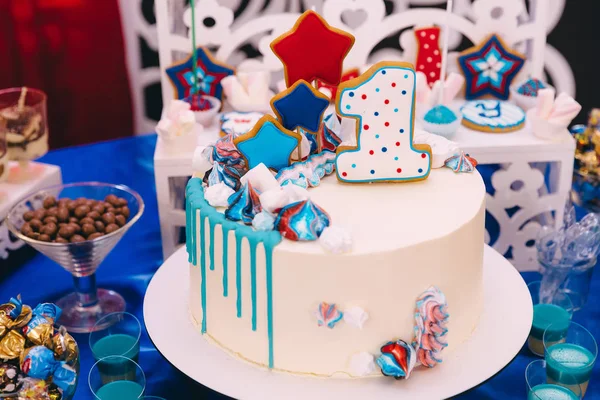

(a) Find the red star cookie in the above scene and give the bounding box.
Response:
[316,68,360,102]
[414,27,442,87]
[270,10,355,88]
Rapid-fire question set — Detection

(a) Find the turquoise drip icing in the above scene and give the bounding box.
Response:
[250,244,257,331]
[235,230,243,318]
[265,246,274,368]
[185,178,282,368]
[222,226,229,297]
[199,213,207,333]
[209,219,216,270]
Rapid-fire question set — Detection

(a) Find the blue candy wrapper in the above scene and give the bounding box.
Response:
[20,345,77,394]
[32,303,62,325]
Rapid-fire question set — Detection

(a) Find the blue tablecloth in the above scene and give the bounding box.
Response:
[2,134,599,399]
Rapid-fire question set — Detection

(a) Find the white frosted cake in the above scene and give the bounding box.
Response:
[186,167,485,377]
[175,9,488,381]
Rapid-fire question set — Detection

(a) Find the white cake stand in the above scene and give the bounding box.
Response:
[144,245,532,400]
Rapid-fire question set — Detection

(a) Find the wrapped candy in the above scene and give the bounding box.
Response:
[20,346,77,394]
[32,304,62,326]
[0,330,26,361]
[22,303,62,346]
[47,326,78,365]
[17,377,50,400]
[0,362,22,395]
[0,295,32,334]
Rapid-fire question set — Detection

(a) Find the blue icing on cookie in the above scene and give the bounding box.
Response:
[271,80,329,133]
[460,100,525,132]
[235,116,301,171]
[423,105,458,125]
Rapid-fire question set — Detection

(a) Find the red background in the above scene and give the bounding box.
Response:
[0,0,133,149]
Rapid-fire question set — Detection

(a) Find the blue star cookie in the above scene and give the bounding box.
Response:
[458,35,525,100]
[166,46,234,100]
[271,80,330,133]
[234,115,302,171]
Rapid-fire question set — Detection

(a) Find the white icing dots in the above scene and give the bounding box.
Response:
[424,43,430,49]
[427,57,433,63]
[421,31,426,37]
[430,34,436,40]
[434,50,440,56]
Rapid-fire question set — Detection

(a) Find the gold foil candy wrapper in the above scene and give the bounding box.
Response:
[0,325,6,340]
[0,330,25,361]
[48,385,63,400]
[48,326,79,365]
[10,305,33,330]
[22,312,54,347]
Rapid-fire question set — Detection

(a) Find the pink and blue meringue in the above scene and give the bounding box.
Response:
[275,199,330,241]
[412,286,449,368]
[314,302,343,329]
[376,339,417,380]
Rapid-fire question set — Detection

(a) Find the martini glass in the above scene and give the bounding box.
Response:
[6,182,144,333]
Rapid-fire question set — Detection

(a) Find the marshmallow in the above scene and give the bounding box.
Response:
[413,129,459,168]
[192,145,214,176]
[240,163,280,193]
[259,184,310,213]
[156,100,196,142]
[222,71,274,113]
[536,88,556,119]
[442,73,465,105]
[283,184,309,203]
[548,92,582,126]
[416,72,465,107]
[204,182,234,208]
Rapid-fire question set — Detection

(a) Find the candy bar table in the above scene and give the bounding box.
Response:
[144,245,532,400]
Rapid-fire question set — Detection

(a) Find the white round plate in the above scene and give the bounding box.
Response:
[144,245,532,400]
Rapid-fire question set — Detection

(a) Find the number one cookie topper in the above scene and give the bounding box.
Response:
[335,62,432,183]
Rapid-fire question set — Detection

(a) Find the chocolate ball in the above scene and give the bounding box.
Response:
[92,203,105,214]
[33,209,46,220]
[85,199,96,208]
[88,232,104,240]
[58,225,75,239]
[46,207,59,217]
[105,223,119,234]
[57,208,69,222]
[55,237,69,244]
[105,194,119,206]
[69,217,79,224]
[94,221,105,232]
[115,215,126,227]
[57,198,70,207]
[39,234,51,242]
[66,201,77,212]
[102,212,116,225]
[27,232,40,240]
[82,223,96,237]
[41,223,58,237]
[79,217,95,226]
[74,205,91,219]
[23,211,35,221]
[87,211,101,221]
[70,234,86,243]
[67,223,81,234]
[20,223,33,236]
[43,196,57,209]
[117,197,128,207]
[43,216,58,225]
[120,206,130,219]
[29,219,42,232]
[75,197,87,205]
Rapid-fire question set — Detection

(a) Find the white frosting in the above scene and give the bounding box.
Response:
[343,306,369,329]
[204,182,234,208]
[413,129,459,168]
[189,169,485,377]
[336,64,430,182]
[240,163,279,193]
[252,211,275,232]
[349,352,376,377]
[220,111,263,137]
[258,185,309,213]
[319,225,352,254]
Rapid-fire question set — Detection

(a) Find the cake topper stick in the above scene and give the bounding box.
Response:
[437,0,453,106]
[190,0,199,95]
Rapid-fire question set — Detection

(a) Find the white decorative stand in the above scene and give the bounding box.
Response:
[0,162,62,261]
[152,0,577,271]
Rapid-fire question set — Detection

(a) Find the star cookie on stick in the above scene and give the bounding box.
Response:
[271,80,330,133]
[234,115,302,172]
[458,34,525,100]
[270,10,355,88]
[166,47,234,100]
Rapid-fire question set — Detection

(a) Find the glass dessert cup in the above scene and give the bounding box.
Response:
[6,182,144,333]
[0,87,49,181]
